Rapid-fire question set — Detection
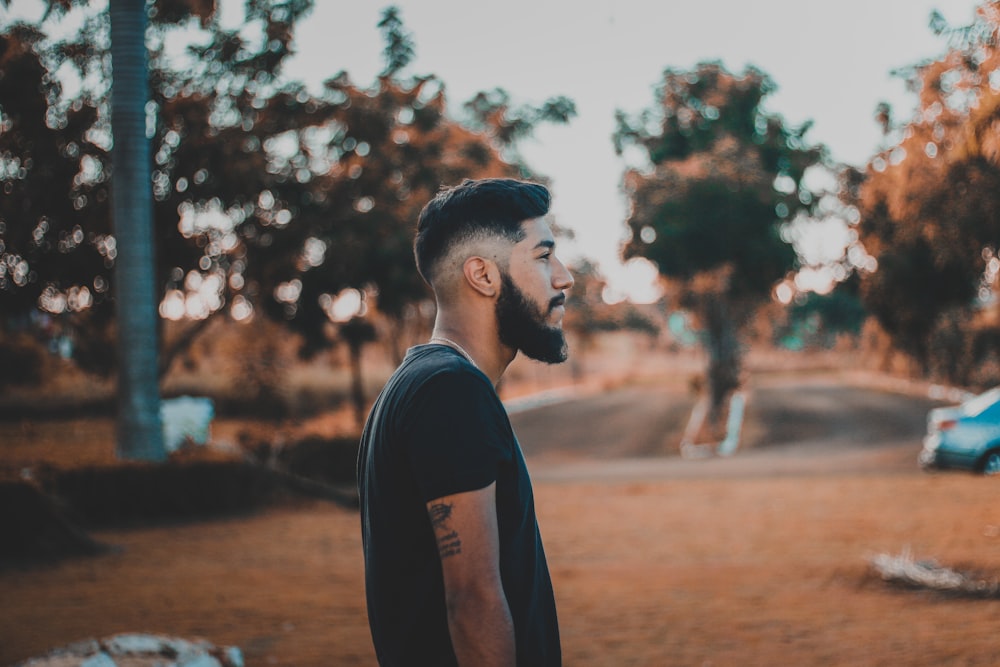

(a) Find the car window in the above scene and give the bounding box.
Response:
[977,401,1000,420]
[964,387,1000,417]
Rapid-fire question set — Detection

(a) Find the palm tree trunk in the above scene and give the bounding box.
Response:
[109,0,165,461]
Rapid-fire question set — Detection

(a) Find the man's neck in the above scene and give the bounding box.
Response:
[430,320,514,387]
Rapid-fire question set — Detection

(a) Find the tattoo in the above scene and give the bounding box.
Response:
[428,502,453,529]
[428,502,462,558]
[437,530,463,559]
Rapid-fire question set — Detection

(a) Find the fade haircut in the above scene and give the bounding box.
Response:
[414,178,551,286]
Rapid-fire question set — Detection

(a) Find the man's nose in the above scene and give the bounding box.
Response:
[553,258,574,291]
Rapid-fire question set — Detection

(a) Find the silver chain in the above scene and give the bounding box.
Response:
[429,336,479,370]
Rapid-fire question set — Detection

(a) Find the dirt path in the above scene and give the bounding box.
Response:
[4,373,999,666]
[5,470,998,667]
[542,472,1000,667]
[511,371,942,467]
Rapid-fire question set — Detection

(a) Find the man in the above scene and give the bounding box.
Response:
[357,178,574,666]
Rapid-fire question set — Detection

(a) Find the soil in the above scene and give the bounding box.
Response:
[3,369,1000,666]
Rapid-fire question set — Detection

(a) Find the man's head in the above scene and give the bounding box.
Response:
[414,178,573,364]
[414,178,551,286]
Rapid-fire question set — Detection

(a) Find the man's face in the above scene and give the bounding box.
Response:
[496,218,574,363]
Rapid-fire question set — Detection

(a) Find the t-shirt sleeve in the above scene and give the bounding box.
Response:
[404,368,513,503]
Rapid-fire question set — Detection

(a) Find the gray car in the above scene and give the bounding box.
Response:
[919,386,1000,475]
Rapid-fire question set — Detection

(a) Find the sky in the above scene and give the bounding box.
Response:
[274,0,986,302]
[273,0,987,303]
[5,0,988,302]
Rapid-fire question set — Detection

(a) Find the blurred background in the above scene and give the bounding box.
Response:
[3,1,1000,665]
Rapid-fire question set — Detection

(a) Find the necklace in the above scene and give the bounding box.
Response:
[429,336,479,370]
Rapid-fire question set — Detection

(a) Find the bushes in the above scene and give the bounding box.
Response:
[0,481,108,568]
[1,432,361,570]
[276,435,360,487]
[0,334,46,389]
[32,435,362,529]
[44,461,283,527]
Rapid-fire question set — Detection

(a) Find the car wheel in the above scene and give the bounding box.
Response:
[982,451,1000,476]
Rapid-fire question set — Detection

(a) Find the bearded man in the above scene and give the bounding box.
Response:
[357,178,574,666]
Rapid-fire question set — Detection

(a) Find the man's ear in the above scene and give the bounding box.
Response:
[462,256,500,298]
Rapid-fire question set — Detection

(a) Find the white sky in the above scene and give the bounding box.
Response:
[275,0,983,302]
[4,0,986,302]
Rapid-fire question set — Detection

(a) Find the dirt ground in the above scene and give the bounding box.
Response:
[3,370,1000,666]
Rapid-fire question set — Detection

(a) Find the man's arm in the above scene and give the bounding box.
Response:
[426,482,515,667]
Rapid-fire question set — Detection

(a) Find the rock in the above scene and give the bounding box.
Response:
[161,396,215,453]
[16,634,243,667]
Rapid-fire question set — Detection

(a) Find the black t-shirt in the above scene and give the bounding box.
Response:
[357,344,561,666]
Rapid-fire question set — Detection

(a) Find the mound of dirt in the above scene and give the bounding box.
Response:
[1,436,360,572]
[0,480,107,569]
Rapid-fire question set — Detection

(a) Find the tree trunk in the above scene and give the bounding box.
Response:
[384,317,405,367]
[702,298,742,426]
[570,332,593,384]
[158,315,214,380]
[341,317,376,427]
[109,0,165,461]
[348,340,365,427]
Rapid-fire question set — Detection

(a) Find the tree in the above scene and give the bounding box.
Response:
[614,61,825,420]
[0,0,212,460]
[0,15,116,372]
[108,0,165,460]
[0,3,575,416]
[268,7,576,407]
[1,1,354,381]
[848,2,1000,381]
[561,259,659,379]
[776,276,867,350]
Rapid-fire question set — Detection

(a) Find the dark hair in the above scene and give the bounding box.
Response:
[414,178,551,285]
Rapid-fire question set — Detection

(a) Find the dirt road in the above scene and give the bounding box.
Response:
[4,372,999,666]
[511,372,942,477]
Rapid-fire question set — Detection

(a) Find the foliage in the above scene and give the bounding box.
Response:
[793,281,866,337]
[0,332,46,388]
[563,259,621,337]
[614,61,825,410]
[0,20,115,374]
[776,278,867,349]
[563,259,660,339]
[1,0,324,376]
[615,62,824,298]
[463,87,576,167]
[377,5,415,77]
[0,2,575,385]
[849,2,1000,379]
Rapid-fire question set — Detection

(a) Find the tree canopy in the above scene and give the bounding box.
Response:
[0,2,576,382]
[614,61,826,411]
[848,2,1000,380]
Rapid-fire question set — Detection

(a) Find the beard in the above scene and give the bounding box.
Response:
[496,271,568,364]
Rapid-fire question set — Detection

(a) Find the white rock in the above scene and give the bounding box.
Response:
[79,655,116,667]
[161,396,215,452]
[16,634,242,667]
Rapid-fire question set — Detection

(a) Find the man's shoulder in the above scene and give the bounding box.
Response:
[387,345,492,398]
[366,346,494,431]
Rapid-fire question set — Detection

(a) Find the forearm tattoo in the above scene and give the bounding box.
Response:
[428,502,463,559]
